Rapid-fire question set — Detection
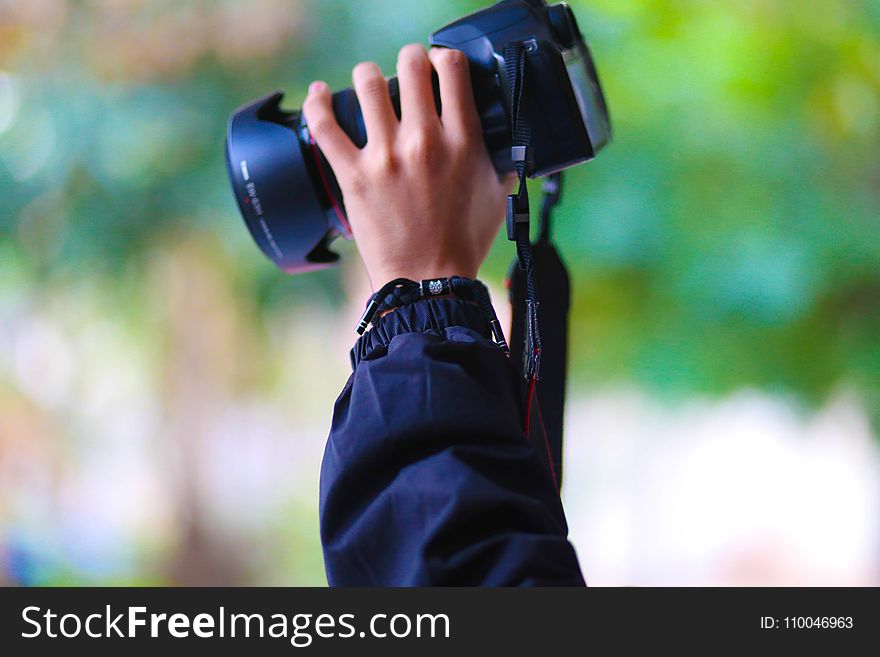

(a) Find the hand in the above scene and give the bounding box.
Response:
[302,44,513,289]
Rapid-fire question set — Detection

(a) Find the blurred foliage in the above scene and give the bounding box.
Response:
[1,0,879,412]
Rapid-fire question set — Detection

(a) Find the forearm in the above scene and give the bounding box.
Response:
[319,297,585,586]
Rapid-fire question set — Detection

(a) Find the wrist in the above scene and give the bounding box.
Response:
[377,292,456,318]
[368,264,478,292]
[356,275,508,353]
[351,296,495,370]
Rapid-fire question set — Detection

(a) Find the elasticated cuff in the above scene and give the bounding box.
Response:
[349,297,493,370]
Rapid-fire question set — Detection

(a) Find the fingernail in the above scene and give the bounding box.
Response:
[309,81,325,95]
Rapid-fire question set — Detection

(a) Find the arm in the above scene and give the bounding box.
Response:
[321,296,584,585]
[304,44,584,586]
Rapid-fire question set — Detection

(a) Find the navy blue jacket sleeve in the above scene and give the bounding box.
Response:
[319,296,585,586]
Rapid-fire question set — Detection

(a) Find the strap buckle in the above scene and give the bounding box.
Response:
[511,145,531,164]
[506,194,529,241]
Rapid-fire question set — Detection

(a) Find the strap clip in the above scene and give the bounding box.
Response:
[506,194,530,241]
[511,145,531,164]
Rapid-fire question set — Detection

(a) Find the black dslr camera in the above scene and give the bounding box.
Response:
[226,0,611,273]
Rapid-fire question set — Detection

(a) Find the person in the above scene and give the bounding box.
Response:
[302,44,585,586]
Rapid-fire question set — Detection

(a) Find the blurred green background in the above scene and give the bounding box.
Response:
[1,0,879,586]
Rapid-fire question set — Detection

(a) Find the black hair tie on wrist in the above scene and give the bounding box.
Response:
[355,276,508,353]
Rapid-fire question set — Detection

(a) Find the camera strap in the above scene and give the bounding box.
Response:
[503,41,570,490]
[504,41,540,382]
[508,174,569,490]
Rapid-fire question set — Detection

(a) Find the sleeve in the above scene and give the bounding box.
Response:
[319,296,586,586]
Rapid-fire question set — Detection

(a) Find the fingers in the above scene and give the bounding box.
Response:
[397,44,439,129]
[302,81,358,169]
[352,61,397,146]
[429,47,481,140]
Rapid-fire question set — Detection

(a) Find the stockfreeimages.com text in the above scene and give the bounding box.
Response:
[21,605,450,646]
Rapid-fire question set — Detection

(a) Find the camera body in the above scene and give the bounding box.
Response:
[430,0,609,176]
[225,0,611,273]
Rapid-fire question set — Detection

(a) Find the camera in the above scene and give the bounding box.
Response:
[225,0,611,273]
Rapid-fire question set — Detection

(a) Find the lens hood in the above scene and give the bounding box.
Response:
[226,91,341,273]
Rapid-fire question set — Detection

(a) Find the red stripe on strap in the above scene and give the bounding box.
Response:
[524,375,558,489]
